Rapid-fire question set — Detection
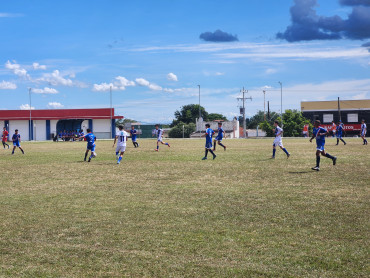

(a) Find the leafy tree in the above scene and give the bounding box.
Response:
[168,122,196,138]
[171,104,208,127]
[282,109,312,137]
[208,113,227,121]
[115,118,138,127]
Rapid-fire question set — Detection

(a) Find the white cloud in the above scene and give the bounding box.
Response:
[5,60,30,79]
[32,87,58,94]
[93,76,135,92]
[265,68,277,75]
[135,78,163,91]
[38,70,73,86]
[92,82,117,92]
[115,76,135,87]
[215,72,224,76]
[20,104,35,110]
[0,13,23,17]
[32,62,47,70]
[352,93,367,100]
[0,81,17,90]
[47,102,64,109]
[167,73,178,81]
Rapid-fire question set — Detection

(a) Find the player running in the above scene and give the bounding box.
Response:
[11,129,24,155]
[80,128,96,162]
[130,125,139,148]
[213,122,226,151]
[310,120,337,171]
[271,121,290,159]
[360,119,367,145]
[336,121,346,145]
[2,127,10,149]
[202,123,216,160]
[113,125,127,164]
[153,124,170,151]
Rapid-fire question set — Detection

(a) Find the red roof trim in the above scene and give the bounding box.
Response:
[0,108,124,121]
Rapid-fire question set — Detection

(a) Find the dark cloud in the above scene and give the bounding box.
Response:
[362,42,370,47]
[339,0,370,6]
[199,29,238,42]
[277,0,370,42]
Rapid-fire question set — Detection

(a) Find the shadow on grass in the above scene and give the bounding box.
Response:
[288,171,313,174]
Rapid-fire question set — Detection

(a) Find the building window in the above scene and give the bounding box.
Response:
[323,114,333,123]
[347,113,358,123]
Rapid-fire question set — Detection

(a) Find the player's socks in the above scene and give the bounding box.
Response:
[21,149,24,154]
[316,156,320,167]
[272,148,276,158]
[136,142,139,147]
[282,148,289,155]
[219,143,225,149]
[325,153,334,159]
[205,149,209,158]
[341,139,346,145]
[84,153,88,161]
[336,139,339,145]
[118,157,122,163]
[157,145,159,150]
[209,149,216,159]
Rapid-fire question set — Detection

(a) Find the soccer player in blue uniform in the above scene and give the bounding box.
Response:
[80,128,96,162]
[11,129,24,155]
[336,121,346,145]
[272,121,290,159]
[213,122,226,151]
[153,124,170,151]
[130,125,139,148]
[202,123,216,160]
[360,119,367,145]
[310,120,337,171]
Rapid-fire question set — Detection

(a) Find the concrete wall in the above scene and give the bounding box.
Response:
[34,120,46,141]
[93,119,111,139]
[9,120,30,141]
[196,118,240,138]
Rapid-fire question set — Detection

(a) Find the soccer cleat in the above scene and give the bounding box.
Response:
[333,157,337,165]
[202,157,207,160]
[270,156,275,159]
[117,161,120,164]
[155,149,158,151]
[213,154,217,160]
[88,158,91,162]
[311,166,320,171]
[224,146,226,151]
[287,153,290,159]
[167,143,170,148]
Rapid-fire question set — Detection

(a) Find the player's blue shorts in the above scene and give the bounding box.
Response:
[13,141,20,147]
[205,142,212,149]
[316,143,325,151]
[215,135,223,141]
[87,144,96,152]
[336,133,342,138]
[132,137,137,142]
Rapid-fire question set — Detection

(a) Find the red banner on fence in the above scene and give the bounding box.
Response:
[321,124,362,131]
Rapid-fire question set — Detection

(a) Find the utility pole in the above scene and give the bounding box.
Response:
[338,97,341,122]
[237,87,252,138]
[263,90,266,121]
[29,88,32,141]
[278,81,283,128]
[110,86,113,139]
[198,85,201,138]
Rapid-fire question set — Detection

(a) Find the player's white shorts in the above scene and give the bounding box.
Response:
[273,138,283,147]
[361,131,366,136]
[157,137,163,142]
[116,145,126,153]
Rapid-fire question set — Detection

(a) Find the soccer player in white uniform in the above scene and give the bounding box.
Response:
[360,119,367,145]
[112,125,127,164]
[153,124,170,151]
[272,121,290,159]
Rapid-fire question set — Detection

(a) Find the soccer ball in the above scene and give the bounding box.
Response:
[92,152,97,158]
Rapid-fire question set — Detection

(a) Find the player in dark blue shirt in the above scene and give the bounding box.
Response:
[130,125,139,148]
[202,123,216,160]
[213,122,226,151]
[335,121,346,145]
[79,128,97,162]
[11,129,24,155]
[310,120,337,171]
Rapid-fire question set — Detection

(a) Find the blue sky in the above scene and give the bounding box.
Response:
[0,0,369,123]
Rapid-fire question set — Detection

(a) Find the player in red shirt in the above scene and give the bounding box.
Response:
[2,127,10,149]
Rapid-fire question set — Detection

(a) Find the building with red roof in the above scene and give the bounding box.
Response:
[0,108,123,141]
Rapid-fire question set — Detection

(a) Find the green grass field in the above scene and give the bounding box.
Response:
[0,138,369,277]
